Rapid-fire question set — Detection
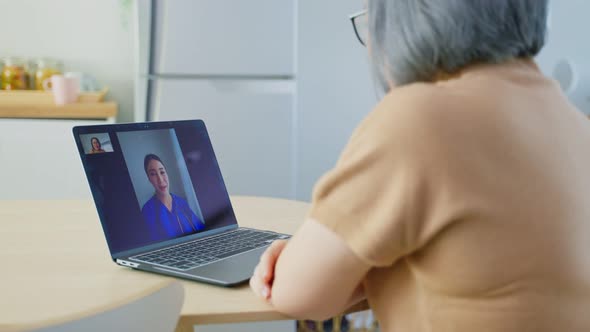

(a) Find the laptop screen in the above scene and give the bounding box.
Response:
[73,120,238,255]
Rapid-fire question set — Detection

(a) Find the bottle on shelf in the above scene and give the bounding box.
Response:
[32,57,64,91]
[1,57,30,90]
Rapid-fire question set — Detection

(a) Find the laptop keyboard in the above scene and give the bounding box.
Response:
[130,228,286,271]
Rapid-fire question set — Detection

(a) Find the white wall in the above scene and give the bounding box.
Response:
[0,0,135,122]
[296,0,377,201]
[536,0,590,115]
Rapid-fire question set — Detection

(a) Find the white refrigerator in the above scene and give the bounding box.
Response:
[134,0,379,201]
[134,0,298,199]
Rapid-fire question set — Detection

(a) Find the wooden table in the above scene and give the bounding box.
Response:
[0,196,315,331]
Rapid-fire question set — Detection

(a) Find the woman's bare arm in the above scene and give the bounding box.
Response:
[269,219,370,321]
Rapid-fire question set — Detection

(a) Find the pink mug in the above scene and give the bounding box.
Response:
[43,75,79,105]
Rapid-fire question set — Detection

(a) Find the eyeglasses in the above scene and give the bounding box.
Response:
[349,9,368,47]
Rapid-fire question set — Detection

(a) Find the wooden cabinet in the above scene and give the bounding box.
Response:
[0,105,116,199]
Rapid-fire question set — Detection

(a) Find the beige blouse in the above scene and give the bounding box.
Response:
[309,59,590,331]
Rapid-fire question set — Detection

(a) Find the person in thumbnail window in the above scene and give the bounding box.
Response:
[90,137,106,154]
[141,153,205,238]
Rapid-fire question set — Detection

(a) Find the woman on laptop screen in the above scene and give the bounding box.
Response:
[90,137,106,154]
[141,153,205,238]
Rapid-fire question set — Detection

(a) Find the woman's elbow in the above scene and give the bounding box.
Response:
[270,283,345,321]
[271,297,338,321]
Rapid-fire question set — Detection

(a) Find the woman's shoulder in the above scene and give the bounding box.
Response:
[352,83,455,145]
[345,82,483,167]
[142,195,158,212]
[370,83,454,127]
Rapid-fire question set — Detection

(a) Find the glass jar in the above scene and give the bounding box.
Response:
[1,57,30,90]
[0,59,4,86]
[33,58,63,90]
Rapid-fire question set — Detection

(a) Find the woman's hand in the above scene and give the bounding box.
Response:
[250,239,288,301]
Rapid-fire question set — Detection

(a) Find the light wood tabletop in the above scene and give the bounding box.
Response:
[0,196,324,331]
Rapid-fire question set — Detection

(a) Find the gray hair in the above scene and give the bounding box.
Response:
[368,0,549,90]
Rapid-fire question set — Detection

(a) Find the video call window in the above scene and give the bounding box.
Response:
[80,133,114,154]
[117,129,206,241]
[75,121,239,253]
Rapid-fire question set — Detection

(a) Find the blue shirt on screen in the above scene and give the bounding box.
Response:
[141,193,205,240]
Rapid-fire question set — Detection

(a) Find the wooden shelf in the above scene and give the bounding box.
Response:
[0,102,117,120]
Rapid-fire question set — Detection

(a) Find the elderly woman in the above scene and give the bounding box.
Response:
[250,0,590,331]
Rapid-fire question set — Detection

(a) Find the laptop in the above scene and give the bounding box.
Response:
[73,120,290,286]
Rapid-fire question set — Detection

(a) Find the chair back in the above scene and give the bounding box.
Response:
[29,281,184,332]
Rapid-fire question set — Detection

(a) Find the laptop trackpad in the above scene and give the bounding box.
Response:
[191,246,267,286]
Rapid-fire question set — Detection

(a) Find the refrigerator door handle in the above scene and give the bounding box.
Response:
[133,0,155,122]
[206,80,295,94]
